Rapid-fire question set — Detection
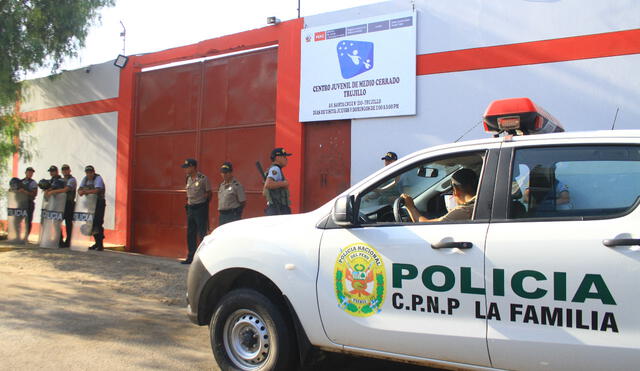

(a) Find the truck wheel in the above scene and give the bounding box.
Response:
[210,288,297,371]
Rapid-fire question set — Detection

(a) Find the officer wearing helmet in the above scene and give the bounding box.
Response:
[78,165,106,251]
[44,165,77,247]
[18,167,38,237]
[217,162,246,226]
[263,148,292,215]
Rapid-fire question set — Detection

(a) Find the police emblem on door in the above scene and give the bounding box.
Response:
[334,243,386,317]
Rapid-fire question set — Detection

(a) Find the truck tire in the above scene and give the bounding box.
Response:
[210,288,297,371]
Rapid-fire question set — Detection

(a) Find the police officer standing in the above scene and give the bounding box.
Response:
[43,165,72,247]
[44,164,77,247]
[217,162,246,226]
[78,165,106,251]
[263,148,292,215]
[18,167,38,238]
[182,158,212,264]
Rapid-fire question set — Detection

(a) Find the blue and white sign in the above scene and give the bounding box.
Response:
[300,11,416,122]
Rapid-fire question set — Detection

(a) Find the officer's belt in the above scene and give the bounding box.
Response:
[219,207,241,214]
[186,201,208,209]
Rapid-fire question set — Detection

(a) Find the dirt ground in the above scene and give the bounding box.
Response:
[0,244,435,371]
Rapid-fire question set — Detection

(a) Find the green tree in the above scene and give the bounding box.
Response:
[0,0,115,177]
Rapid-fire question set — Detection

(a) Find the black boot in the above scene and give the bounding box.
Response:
[94,236,104,251]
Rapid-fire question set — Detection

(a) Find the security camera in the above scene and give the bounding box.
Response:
[267,16,280,25]
[85,67,91,73]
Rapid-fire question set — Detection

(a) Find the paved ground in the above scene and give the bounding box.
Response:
[0,244,435,371]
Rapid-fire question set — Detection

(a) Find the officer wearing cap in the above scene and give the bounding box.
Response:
[381,151,398,166]
[217,162,246,226]
[44,165,77,247]
[263,147,292,215]
[44,165,75,247]
[78,165,106,251]
[182,158,212,264]
[18,167,38,237]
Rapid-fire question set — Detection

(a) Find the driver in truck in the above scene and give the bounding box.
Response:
[401,168,478,222]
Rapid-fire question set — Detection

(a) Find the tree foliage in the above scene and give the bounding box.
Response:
[0,0,114,178]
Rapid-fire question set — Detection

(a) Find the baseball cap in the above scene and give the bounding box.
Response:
[220,162,233,173]
[181,158,197,168]
[48,165,58,172]
[381,151,398,161]
[84,165,95,172]
[25,167,35,172]
[270,148,292,160]
[61,164,70,170]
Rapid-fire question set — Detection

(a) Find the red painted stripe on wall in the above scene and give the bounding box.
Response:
[417,29,640,75]
[21,98,119,122]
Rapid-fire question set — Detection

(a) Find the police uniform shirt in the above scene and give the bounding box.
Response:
[267,165,284,182]
[186,172,212,205]
[218,178,246,211]
[80,174,106,199]
[65,176,77,200]
[439,197,476,222]
[21,178,38,201]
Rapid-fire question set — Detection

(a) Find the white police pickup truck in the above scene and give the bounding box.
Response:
[187,98,640,371]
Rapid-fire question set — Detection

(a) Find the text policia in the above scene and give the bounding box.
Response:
[391,264,619,333]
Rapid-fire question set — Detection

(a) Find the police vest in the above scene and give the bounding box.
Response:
[265,165,290,206]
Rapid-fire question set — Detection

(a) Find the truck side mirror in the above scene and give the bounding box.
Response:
[332,195,354,226]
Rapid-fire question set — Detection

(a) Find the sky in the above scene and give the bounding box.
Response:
[27,0,384,79]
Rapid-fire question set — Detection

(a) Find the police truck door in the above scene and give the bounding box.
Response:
[484,140,640,370]
[317,145,499,366]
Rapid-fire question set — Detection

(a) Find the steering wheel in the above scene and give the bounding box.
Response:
[392,196,406,223]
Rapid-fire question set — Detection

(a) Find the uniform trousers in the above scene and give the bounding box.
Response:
[265,204,291,216]
[59,200,75,246]
[92,199,106,247]
[218,207,242,226]
[186,202,209,261]
[26,201,35,237]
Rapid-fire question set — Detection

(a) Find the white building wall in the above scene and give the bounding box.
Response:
[303,0,640,183]
[21,60,119,112]
[17,112,118,230]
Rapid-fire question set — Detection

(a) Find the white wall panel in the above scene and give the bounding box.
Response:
[17,112,118,229]
[352,54,640,182]
[305,0,640,54]
[21,60,119,112]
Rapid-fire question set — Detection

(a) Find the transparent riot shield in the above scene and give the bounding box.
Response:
[38,193,67,248]
[70,194,97,252]
[7,190,28,244]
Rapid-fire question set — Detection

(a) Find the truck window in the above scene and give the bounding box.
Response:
[509,145,640,219]
[358,152,485,224]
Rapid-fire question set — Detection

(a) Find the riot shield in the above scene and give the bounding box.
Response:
[6,190,28,244]
[70,194,97,252]
[38,193,67,248]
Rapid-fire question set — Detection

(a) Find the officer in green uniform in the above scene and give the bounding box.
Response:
[182,158,212,264]
[217,162,246,226]
[263,148,292,215]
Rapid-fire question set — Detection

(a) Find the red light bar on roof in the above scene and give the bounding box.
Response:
[483,98,564,135]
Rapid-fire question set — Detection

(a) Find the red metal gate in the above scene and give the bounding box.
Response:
[133,48,277,258]
[302,120,351,212]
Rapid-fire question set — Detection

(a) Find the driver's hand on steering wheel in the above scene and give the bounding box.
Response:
[400,193,415,208]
